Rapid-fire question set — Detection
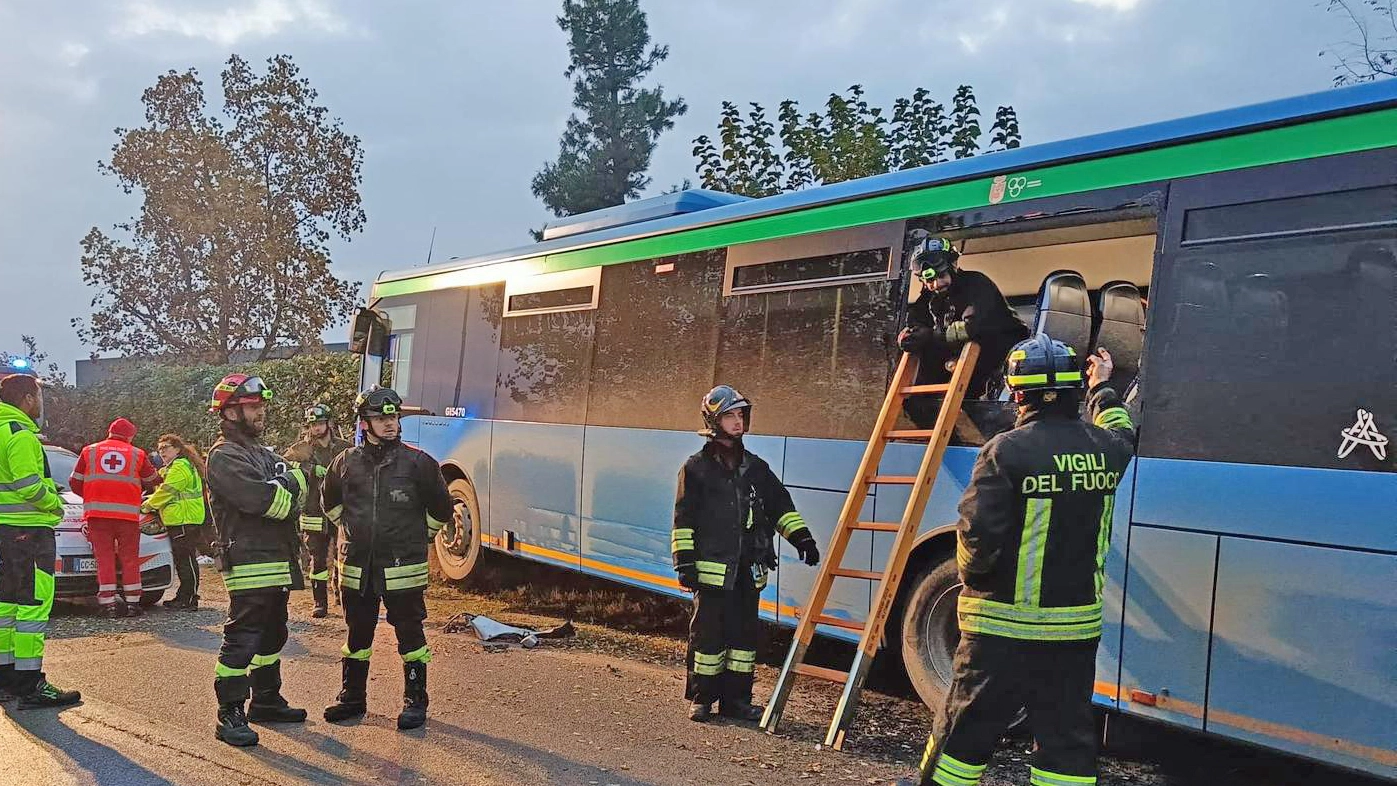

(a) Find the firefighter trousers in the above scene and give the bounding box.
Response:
[87,516,142,606]
[303,530,333,607]
[215,590,290,681]
[342,586,429,664]
[684,572,760,706]
[919,634,1099,786]
[0,525,56,673]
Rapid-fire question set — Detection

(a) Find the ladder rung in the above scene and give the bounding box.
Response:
[830,567,884,581]
[885,429,938,440]
[901,383,950,394]
[812,614,866,631]
[851,521,902,532]
[868,475,916,485]
[793,663,850,683]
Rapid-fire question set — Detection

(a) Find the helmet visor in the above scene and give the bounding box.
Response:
[238,376,273,400]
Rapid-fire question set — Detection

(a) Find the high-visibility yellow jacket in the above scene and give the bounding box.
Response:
[144,457,206,527]
[0,402,61,528]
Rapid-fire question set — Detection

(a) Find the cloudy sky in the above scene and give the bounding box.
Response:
[0,0,1359,373]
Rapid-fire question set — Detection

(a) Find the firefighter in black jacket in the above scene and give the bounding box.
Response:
[321,387,454,731]
[673,385,821,723]
[206,374,310,748]
[909,336,1135,786]
[283,404,351,619]
[899,238,1029,428]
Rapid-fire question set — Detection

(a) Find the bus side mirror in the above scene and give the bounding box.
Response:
[349,308,392,357]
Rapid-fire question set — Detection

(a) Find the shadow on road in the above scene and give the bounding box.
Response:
[5,706,176,786]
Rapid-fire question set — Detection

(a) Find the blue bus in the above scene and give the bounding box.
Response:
[358,81,1396,779]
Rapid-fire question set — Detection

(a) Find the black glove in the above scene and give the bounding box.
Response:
[763,554,779,570]
[677,565,699,591]
[797,541,820,567]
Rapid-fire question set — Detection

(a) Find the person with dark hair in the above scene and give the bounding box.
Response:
[906,338,1135,786]
[321,387,453,731]
[206,374,308,747]
[899,238,1029,428]
[0,373,80,708]
[142,434,207,610]
[283,404,350,619]
[672,385,820,724]
[70,418,159,617]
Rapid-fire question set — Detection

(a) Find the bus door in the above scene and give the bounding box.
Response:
[1124,149,1396,775]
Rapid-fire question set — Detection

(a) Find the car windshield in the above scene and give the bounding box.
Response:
[44,448,78,493]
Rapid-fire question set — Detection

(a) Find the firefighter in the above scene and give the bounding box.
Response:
[321,387,453,730]
[142,434,207,610]
[673,385,821,723]
[206,374,309,747]
[0,373,81,708]
[907,337,1135,786]
[70,418,160,617]
[898,238,1030,428]
[283,404,350,619]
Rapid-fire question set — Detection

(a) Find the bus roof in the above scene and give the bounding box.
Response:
[376,80,1397,297]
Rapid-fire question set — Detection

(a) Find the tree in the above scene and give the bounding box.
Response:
[693,84,1022,198]
[76,55,363,364]
[531,0,687,222]
[1321,0,1397,85]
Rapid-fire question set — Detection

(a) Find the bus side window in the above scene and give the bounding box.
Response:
[1142,186,1397,473]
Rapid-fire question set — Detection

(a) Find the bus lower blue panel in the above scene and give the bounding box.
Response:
[398,416,422,446]
[579,426,706,594]
[418,416,494,534]
[784,487,873,643]
[490,421,583,564]
[1094,464,1136,710]
[1133,458,1395,552]
[1207,539,1397,778]
[1118,526,1217,730]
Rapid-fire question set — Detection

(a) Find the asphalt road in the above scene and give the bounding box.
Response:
[2,568,1389,786]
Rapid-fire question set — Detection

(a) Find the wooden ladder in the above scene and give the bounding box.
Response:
[760,341,980,750]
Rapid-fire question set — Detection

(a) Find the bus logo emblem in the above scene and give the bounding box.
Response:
[989,175,1008,204]
[1338,409,1388,460]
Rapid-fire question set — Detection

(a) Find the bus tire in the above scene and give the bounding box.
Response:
[434,477,482,581]
[900,556,962,710]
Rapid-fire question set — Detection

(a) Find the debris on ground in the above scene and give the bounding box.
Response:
[442,611,576,648]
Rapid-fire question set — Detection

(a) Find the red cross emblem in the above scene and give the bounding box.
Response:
[100,450,128,474]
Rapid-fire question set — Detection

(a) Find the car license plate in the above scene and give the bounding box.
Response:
[72,557,98,573]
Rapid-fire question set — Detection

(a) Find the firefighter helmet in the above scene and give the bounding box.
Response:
[355,386,402,419]
[209,374,272,414]
[1005,334,1084,394]
[304,403,333,424]
[701,384,751,436]
[913,237,960,281]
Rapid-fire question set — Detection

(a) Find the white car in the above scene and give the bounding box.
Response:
[45,445,175,605]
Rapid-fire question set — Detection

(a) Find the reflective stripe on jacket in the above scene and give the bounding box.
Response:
[321,440,453,595]
[207,424,307,594]
[145,457,205,527]
[954,385,1137,642]
[71,438,156,522]
[0,402,61,527]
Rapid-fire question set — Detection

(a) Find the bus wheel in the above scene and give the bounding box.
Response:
[435,478,481,581]
[900,557,962,710]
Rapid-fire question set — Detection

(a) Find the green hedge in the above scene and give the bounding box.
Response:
[44,353,362,455]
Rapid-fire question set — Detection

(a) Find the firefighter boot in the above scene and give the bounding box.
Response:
[311,581,328,619]
[688,702,712,723]
[718,699,763,722]
[214,676,259,747]
[247,661,307,723]
[323,658,369,723]
[397,662,428,730]
[15,672,81,710]
[0,664,15,702]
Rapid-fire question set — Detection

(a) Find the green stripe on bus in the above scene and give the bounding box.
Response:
[373,108,1397,299]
